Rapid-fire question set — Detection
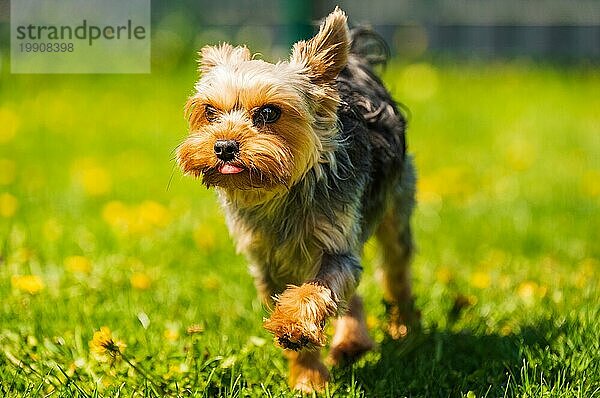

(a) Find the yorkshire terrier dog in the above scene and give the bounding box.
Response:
[177,8,418,392]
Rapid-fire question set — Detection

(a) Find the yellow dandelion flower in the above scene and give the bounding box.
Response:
[201,275,221,290]
[194,225,216,251]
[129,201,170,234]
[517,281,537,304]
[102,200,170,235]
[418,167,474,204]
[0,159,16,185]
[500,325,513,336]
[416,175,443,206]
[163,364,183,380]
[163,363,189,380]
[435,266,453,284]
[164,328,180,342]
[517,281,547,305]
[130,272,152,290]
[470,271,491,289]
[82,167,112,196]
[581,170,600,198]
[72,158,112,196]
[65,255,92,274]
[138,201,170,228]
[0,108,20,143]
[576,258,598,287]
[102,200,130,231]
[89,327,126,361]
[11,275,45,294]
[66,362,77,377]
[0,193,18,218]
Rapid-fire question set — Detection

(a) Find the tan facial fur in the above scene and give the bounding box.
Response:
[176,9,350,206]
[177,63,315,191]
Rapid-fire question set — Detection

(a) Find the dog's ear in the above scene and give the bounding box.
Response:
[290,7,350,84]
[198,43,251,73]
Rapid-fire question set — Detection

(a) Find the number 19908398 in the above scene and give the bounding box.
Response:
[19,42,74,52]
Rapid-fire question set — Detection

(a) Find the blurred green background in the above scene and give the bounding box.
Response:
[0,1,599,397]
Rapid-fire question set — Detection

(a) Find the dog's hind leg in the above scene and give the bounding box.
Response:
[375,156,420,339]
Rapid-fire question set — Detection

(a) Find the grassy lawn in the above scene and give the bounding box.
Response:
[0,61,599,397]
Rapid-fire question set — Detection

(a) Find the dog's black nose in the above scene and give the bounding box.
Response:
[214,140,239,161]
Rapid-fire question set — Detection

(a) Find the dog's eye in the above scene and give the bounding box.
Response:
[204,105,219,122]
[254,105,281,125]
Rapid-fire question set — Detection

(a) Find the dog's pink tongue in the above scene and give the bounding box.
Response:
[219,164,244,174]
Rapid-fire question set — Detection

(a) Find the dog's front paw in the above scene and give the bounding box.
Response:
[263,283,337,350]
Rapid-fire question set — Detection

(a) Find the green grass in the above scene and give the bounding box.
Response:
[1,60,599,397]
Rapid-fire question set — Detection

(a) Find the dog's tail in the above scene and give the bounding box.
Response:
[349,26,390,68]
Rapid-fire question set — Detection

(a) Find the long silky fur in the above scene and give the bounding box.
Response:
[176,9,417,387]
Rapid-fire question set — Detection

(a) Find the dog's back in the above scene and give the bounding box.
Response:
[334,29,411,241]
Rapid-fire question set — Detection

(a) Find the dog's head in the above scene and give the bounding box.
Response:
[176,8,349,201]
